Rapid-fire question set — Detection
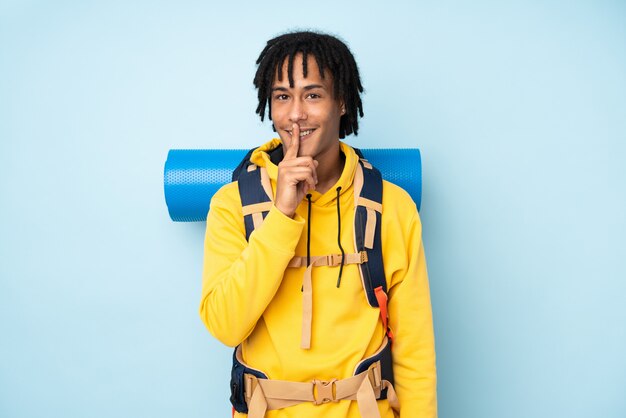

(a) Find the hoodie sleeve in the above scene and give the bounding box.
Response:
[387,208,438,418]
[199,183,305,347]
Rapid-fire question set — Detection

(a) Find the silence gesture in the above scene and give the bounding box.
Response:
[274,123,319,218]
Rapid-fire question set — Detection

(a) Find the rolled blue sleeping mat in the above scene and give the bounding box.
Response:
[164,148,421,222]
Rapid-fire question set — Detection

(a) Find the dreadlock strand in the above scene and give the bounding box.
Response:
[286,44,299,87]
[311,40,327,80]
[302,48,308,78]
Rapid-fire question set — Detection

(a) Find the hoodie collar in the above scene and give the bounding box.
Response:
[249,138,359,207]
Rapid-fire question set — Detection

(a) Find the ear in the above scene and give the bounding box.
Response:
[339,99,346,115]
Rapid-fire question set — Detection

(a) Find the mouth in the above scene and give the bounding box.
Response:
[286,128,316,140]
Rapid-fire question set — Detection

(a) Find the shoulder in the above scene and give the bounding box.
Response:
[380,179,422,234]
[208,181,242,218]
[211,181,240,205]
[205,181,248,236]
[382,180,419,217]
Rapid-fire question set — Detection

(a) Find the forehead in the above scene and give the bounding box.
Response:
[272,53,330,86]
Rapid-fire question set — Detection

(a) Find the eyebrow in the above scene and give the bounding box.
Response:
[271,84,326,92]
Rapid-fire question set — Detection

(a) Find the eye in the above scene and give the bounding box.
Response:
[306,93,321,99]
[273,94,289,101]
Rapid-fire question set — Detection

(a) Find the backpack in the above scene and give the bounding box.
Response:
[229,144,395,414]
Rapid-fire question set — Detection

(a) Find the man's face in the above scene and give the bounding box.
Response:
[270,53,344,160]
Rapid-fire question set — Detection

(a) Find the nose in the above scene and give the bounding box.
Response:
[288,98,307,123]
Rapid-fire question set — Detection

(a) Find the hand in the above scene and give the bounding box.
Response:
[274,123,318,218]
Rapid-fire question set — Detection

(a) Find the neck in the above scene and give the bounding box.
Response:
[314,142,344,194]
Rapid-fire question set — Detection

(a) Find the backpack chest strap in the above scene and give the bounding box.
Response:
[287,251,367,268]
[293,252,367,350]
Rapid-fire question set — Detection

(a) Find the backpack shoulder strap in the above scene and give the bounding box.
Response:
[233,148,273,241]
[352,148,387,308]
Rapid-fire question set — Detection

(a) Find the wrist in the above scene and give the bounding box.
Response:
[274,201,295,218]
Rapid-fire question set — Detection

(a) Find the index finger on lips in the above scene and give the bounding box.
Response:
[284,123,300,160]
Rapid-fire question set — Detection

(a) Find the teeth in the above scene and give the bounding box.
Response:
[300,129,313,137]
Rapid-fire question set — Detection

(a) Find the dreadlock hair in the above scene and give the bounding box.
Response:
[253,31,364,138]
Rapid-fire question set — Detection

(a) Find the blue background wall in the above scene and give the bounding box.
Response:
[1,1,624,417]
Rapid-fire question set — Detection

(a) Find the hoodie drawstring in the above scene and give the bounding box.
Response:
[304,190,345,286]
[336,187,345,288]
[301,194,313,349]
[299,188,362,349]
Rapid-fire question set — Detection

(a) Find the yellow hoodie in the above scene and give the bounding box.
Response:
[200,139,437,418]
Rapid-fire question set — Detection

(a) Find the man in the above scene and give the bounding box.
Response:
[199,31,437,418]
